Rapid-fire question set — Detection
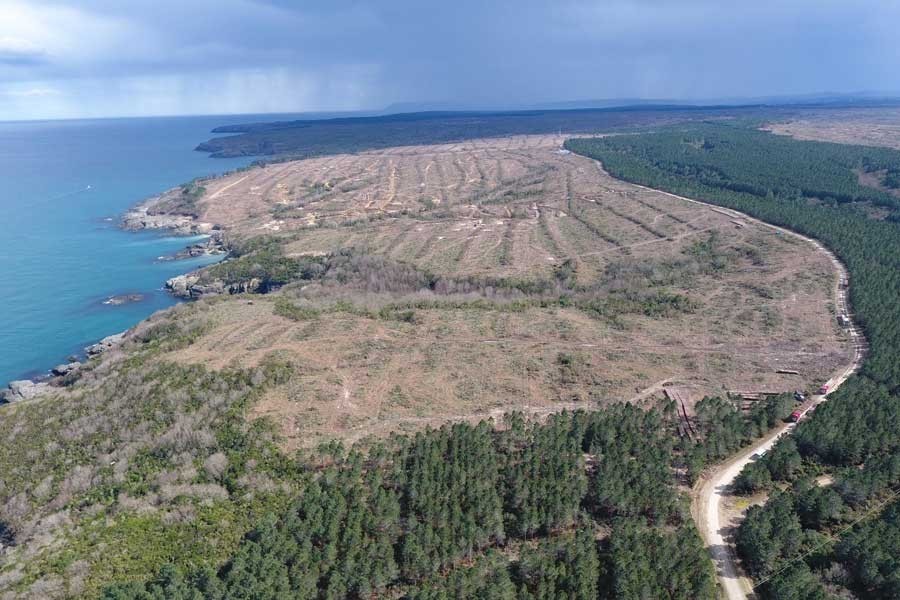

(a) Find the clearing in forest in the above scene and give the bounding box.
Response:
[763,107,900,150]
[140,135,849,449]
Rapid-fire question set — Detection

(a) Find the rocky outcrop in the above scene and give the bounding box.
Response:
[85,332,126,356]
[51,362,81,376]
[1,380,51,403]
[120,187,243,306]
[165,274,262,299]
[159,232,227,261]
[165,274,202,299]
[165,274,226,299]
[121,188,216,237]
[227,278,263,295]
[122,205,213,235]
[1,363,84,404]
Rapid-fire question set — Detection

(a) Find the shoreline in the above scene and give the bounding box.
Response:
[1,181,236,403]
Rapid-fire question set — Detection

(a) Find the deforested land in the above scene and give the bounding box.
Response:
[1,106,899,599]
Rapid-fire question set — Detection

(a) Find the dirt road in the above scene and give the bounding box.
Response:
[623,179,866,600]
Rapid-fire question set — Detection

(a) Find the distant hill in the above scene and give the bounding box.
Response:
[196,104,778,158]
[197,97,900,160]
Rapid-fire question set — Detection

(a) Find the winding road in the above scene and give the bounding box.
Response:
[623,180,866,600]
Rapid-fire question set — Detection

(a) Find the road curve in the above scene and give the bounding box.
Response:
[623,180,866,600]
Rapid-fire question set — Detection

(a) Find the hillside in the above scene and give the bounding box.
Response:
[0,133,852,597]
[567,120,900,599]
[147,135,846,449]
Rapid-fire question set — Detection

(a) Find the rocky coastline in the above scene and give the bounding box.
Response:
[120,188,214,236]
[0,332,126,403]
[2,186,231,404]
[123,184,271,300]
[165,273,262,299]
[122,186,231,259]
[157,233,228,261]
[123,190,236,298]
[120,204,203,234]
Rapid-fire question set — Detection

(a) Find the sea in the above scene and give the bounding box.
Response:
[0,114,290,387]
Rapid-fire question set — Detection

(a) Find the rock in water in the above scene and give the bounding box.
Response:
[102,294,146,306]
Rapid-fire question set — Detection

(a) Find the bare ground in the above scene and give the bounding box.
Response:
[142,135,849,450]
[762,108,900,150]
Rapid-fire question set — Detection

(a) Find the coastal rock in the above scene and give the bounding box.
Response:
[165,274,201,298]
[85,332,126,356]
[121,205,196,233]
[103,294,146,306]
[51,362,81,376]
[165,274,262,299]
[191,281,226,298]
[121,196,215,236]
[2,380,51,403]
[182,244,209,258]
[163,233,227,261]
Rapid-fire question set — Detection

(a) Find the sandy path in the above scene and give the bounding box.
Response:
[207,174,250,200]
[619,178,865,600]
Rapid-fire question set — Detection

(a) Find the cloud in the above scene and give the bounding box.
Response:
[0,86,60,97]
[0,1,167,78]
[0,36,47,66]
[0,0,898,120]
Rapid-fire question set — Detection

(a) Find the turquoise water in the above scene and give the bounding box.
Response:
[0,115,269,386]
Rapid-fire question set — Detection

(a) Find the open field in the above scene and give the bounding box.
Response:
[146,135,848,449]
[763,107,900,150]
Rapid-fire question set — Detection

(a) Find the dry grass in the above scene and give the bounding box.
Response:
[189,135,797,284]
[138,136,850,449]
[762,108,900,150]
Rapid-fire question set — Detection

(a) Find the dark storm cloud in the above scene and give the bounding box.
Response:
[0,0,898,119]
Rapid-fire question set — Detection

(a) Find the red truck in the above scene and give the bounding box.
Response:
[789,410,803,423]
[818,384,830,395]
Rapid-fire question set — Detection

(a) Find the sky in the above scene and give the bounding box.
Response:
[1,0,899,120]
